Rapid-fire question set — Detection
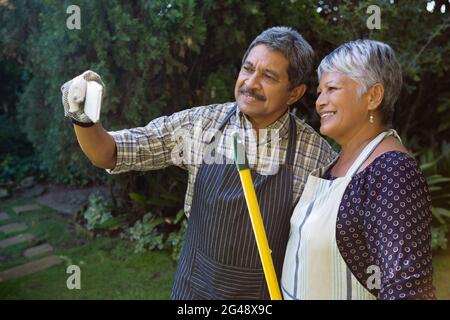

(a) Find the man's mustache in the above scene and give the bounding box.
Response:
[239,87,266,101]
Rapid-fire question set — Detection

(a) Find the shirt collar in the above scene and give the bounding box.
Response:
[236,106,290,145]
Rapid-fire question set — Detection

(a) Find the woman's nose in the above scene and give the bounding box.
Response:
[315,92,328,111]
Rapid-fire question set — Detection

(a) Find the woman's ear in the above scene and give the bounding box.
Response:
[287,84,307,106]
[367,83,384,111]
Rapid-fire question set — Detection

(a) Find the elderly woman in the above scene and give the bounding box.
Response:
[281,40,435,300]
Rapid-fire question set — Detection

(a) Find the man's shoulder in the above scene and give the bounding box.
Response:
[290,113,328,144]
[290,112,337,160]
[187,101,235,115]
[177,102,235,125]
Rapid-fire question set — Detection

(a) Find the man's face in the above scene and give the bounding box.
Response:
[234,44,304,129]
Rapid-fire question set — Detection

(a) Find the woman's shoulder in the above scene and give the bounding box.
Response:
[351,150,432,234]
[355,149,423,181]
[351,149,431,207]
[356,136,409,174]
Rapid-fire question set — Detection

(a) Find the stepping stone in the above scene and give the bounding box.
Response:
[0,212,9,222]
[12,204,42,215]
[24,243,53,258]
[20,185,45,198]
[0,223,27,234]
[0,234,34,249]
[36,185,111,216]
[0,188,9,199]
[0,255,62,282]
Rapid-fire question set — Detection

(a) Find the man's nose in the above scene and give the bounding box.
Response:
[245,72,261,89]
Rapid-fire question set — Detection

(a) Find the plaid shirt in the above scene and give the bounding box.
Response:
[106,102,337,217]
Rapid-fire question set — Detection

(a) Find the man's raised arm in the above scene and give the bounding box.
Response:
[73,123,117,169]
[61,70,117,169]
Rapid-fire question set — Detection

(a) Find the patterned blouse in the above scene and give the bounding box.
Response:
[325,151,436,300]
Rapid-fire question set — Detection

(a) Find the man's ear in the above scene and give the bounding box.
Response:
[367,83,384,111]
[287,84,307,106]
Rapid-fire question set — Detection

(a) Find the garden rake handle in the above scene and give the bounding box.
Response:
[232,133,282,300]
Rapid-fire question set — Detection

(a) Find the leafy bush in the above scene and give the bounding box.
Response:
[166,210,188,261]
[432,225,448,251]
[83,192,113,231]
[1,1,450,249]
[124,191,186,260]
[0,115,44,185]
[121,213,165,254]
[417,143,450,250]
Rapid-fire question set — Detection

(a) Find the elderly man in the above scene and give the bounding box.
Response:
[61,26,335,300]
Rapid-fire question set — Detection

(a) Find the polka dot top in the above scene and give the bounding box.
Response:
[325,151,436,300]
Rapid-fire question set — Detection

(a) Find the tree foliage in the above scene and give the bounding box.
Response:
[1,0,449,247]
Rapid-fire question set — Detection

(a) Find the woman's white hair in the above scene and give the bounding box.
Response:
[318,39,402,126]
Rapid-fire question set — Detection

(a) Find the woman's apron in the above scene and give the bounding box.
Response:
[171,105,297,300]
[281,129,401,300]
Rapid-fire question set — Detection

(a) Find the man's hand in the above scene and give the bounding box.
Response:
[61,70,105,124]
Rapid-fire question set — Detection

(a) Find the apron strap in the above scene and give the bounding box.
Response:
[206,104,237,145]
[217,103,238,132]
[285,113,297,167]
[216,104,297,167]
[345,129,401,178]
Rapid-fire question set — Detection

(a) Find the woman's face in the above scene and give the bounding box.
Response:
[316,71,370,144]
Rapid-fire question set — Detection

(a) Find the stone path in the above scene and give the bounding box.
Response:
[0,255,62,282]
[0,212,9,222]
[13,204,42,215]
[0,234,34,249]
[0,223,28,234]
[24,243,53,258]
[0,185,112,284]
[36,185,110,216]
[0,203,61,282]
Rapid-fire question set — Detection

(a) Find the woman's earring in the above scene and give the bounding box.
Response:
[369,112,374,124]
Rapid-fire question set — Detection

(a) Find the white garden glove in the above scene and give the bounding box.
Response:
[61,70,105,125]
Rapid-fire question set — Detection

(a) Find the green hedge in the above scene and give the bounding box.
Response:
[1,0,449,247]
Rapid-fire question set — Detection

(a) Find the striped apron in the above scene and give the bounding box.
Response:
[171,105,297,300]
[281,130,400,300]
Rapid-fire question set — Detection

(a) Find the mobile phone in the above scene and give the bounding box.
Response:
[84,81,103,123]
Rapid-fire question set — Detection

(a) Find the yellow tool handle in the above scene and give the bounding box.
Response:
[238,168,282,300]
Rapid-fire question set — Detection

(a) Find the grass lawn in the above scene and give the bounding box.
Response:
[433,245,450,300]
[0,197,176,299]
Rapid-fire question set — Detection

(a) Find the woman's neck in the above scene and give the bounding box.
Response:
[333,126,385,175]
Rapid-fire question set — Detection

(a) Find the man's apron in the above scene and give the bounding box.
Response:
[171,105,297,300]
[281,129,401,300]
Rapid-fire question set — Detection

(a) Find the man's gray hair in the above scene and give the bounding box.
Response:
[242,26,315,90]
[318,39,403,126]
